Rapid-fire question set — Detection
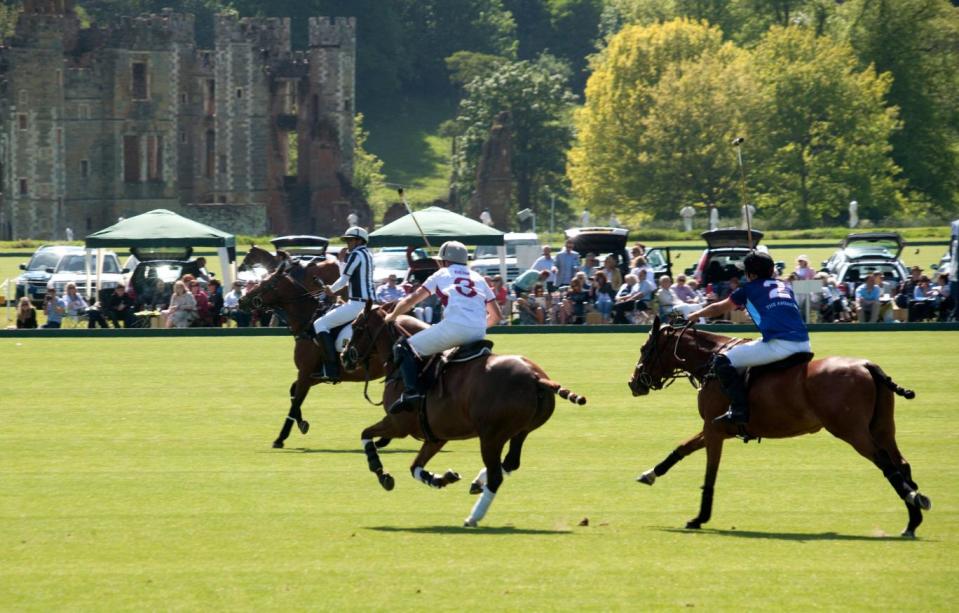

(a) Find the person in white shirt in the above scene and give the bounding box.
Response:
[680,205,696,232]
[384,241,501,414]
[531,245,557,292]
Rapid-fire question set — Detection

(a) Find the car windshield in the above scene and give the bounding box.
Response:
[844,245,895,259]
[474,245,518,259]
[843,263,902,285]
[373,252,409,269]
[143,263,186,283]
[56,254,120,273]
[27,251,61,271]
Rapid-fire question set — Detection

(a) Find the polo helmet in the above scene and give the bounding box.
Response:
[341,226,369,243]
[438,240,469,265]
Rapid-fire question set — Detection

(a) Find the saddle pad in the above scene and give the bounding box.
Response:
[745,352,814,388]
[442,339,495,364]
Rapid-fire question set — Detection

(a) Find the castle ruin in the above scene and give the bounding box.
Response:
[0,0,369,240]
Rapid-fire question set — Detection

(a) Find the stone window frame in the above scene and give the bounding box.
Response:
[18,114,27,130]
[235,87,243,99]
[80,159,89,178]
[131,59,150,101]
[18,178,28,196]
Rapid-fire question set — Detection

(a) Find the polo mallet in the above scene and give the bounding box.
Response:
[397,187,432,252]
[732,137,754,251]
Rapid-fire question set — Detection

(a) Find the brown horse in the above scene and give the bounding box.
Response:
[627,317,931,537]
[342,303,587,527]
[239,260,384,448]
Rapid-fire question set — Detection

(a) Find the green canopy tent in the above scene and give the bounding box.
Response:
[84,209,238,290]
[368,206,507,279]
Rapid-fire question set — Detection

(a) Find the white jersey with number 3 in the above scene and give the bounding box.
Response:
[423,264,495,328]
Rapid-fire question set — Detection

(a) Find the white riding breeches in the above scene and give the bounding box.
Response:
[313,300,365,334]
[723,338,811,370]
[407,319,486,357]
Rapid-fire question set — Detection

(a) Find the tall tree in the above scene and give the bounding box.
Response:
[840,0,959,216]
[451,54,576,217]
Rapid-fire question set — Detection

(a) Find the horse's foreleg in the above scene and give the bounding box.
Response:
[637,431,705,485]
[273,380,311,448]
[410,440,459,488]
[361,418,404,491]
[686,430,724,529]
[464,437,507,527]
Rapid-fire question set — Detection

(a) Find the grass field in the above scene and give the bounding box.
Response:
[1,331,956,610]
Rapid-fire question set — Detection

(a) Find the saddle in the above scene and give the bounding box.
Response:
[419,340,495,394]
[744,352,814,390]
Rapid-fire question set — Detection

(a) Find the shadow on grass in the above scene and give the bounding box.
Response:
[367,525,572,536]
[263,447,424,455]
[654,526,931,542]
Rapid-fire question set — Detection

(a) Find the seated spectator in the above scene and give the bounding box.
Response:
[208,279,225,326]
[41,287,65,328]
[559,277,590,324]
[718,275,741,300]
[107,283,137,328]
[489,275,509,322]
[794,255,815,280]
[581,253,600,279]
[895,266,923,308]
[601,255,623,291]
[139,279,169,311]
[655,275,679,318]
[935,273,953,321]
[515,283,547,324]
[589,270,616,322]
[909,274,936,321]
[820,276,851,323]
[686,279,706,302]
[161,280,197,328]
[410,281,442,324]
[62,282,88,319]
[671,274,701,305]
[855,274,881,322]
[511,269,550,297]
[612,274,642,324]
[194,257,212,285]
[188,278,212,326]
[222,281,251,327]
[15,296,37,329]
[375,274,406,304]
[630,256,654,284]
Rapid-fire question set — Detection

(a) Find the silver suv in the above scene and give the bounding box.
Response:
[15,245,124,304]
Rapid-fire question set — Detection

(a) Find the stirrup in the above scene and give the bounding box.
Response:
[311,364,340,383]
[712,408,748,426]
[388,392,423,415]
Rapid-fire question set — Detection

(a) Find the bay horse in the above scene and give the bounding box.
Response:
[238,244,281,275]
[628,316,931,537]
[342,303,587,527]
[238,259,383,448]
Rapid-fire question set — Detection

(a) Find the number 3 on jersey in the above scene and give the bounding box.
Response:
[764,279,791,299]
[453,276,477,297]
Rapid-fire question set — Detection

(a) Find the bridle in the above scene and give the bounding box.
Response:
[635,322,744,392]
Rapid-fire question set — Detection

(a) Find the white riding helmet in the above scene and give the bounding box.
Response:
[341,226,368,243]
[438,240,469,265]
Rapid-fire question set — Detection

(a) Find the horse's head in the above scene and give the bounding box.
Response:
[628,316,678,397]
[238,268,301,312]
[239,245,278,275]
[342,301,391,371]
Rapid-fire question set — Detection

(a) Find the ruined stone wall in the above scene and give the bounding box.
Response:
[0,6,365,240]
[184,202,267,236]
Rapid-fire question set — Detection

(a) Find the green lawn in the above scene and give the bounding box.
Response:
[1,332,956,609]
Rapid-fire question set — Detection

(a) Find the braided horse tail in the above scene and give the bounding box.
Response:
[537,379,587,406]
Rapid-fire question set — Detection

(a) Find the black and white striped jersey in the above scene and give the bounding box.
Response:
[342,245,375,301]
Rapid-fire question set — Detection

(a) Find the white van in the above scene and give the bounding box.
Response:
[471,232,541,282]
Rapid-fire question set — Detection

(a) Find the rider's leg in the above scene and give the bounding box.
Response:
[388,338,424,414]
[711,353,750,425]
[311,301,364,381]
[714,339,811,425]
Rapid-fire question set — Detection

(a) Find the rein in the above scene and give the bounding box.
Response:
[348,313,400,407]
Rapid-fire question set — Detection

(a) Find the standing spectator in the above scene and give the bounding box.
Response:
[794,255,815,280]
[222,281,250,327]
[194,257,211,285]
[375,274,406,304]
[15,296,38,329]
[532,246,557,292]
[208,279,224,326]
[41,287,65,328]
[107,284,137,328]
[855,274,881,322]
[553,240,581,288]
[161,280,197,328]
[680,205,696,232]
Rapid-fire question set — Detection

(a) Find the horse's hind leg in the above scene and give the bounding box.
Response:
[471,431,529,495]
[273,380,310,449]
[637,431,705,485]
[361,418,403,492]
[686,430,724,529]
[410,440,460,488]
[868,406,929,536]
[464,437,507,527]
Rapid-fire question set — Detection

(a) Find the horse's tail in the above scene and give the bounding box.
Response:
[537,379,587,406]
[865,363,916,400]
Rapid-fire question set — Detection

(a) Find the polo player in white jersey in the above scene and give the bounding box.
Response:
[384,240,501,414]
[311,226,375,382]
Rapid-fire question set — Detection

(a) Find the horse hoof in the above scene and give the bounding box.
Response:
[908,491,932,511]
[901,529,916,539]
[469,482,483,495]
[685,520,702,530]
[298,420,310,435]
[636,470,656,485]
[379,473,395,491]
[463,518,478,528]
[443,470,461,485]
[272,440,284,449]
[375,438,391,449]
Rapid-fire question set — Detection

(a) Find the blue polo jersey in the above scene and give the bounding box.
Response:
[730,278,809,342]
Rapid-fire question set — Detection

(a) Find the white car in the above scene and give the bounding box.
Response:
[16,245,124,304]
[471,232,541,282]
[372,247,429,284]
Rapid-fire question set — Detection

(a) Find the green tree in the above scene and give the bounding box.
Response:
[451,54,576,216]
[352,113,386,202]
[839,0,959,216]
[568,19,729,220]
[745,26,903,225]
[0,2,21,38]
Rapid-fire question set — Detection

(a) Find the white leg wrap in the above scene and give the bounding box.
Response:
[413,466,428,484]
[361,438,372,448]
[466,486,496,525]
